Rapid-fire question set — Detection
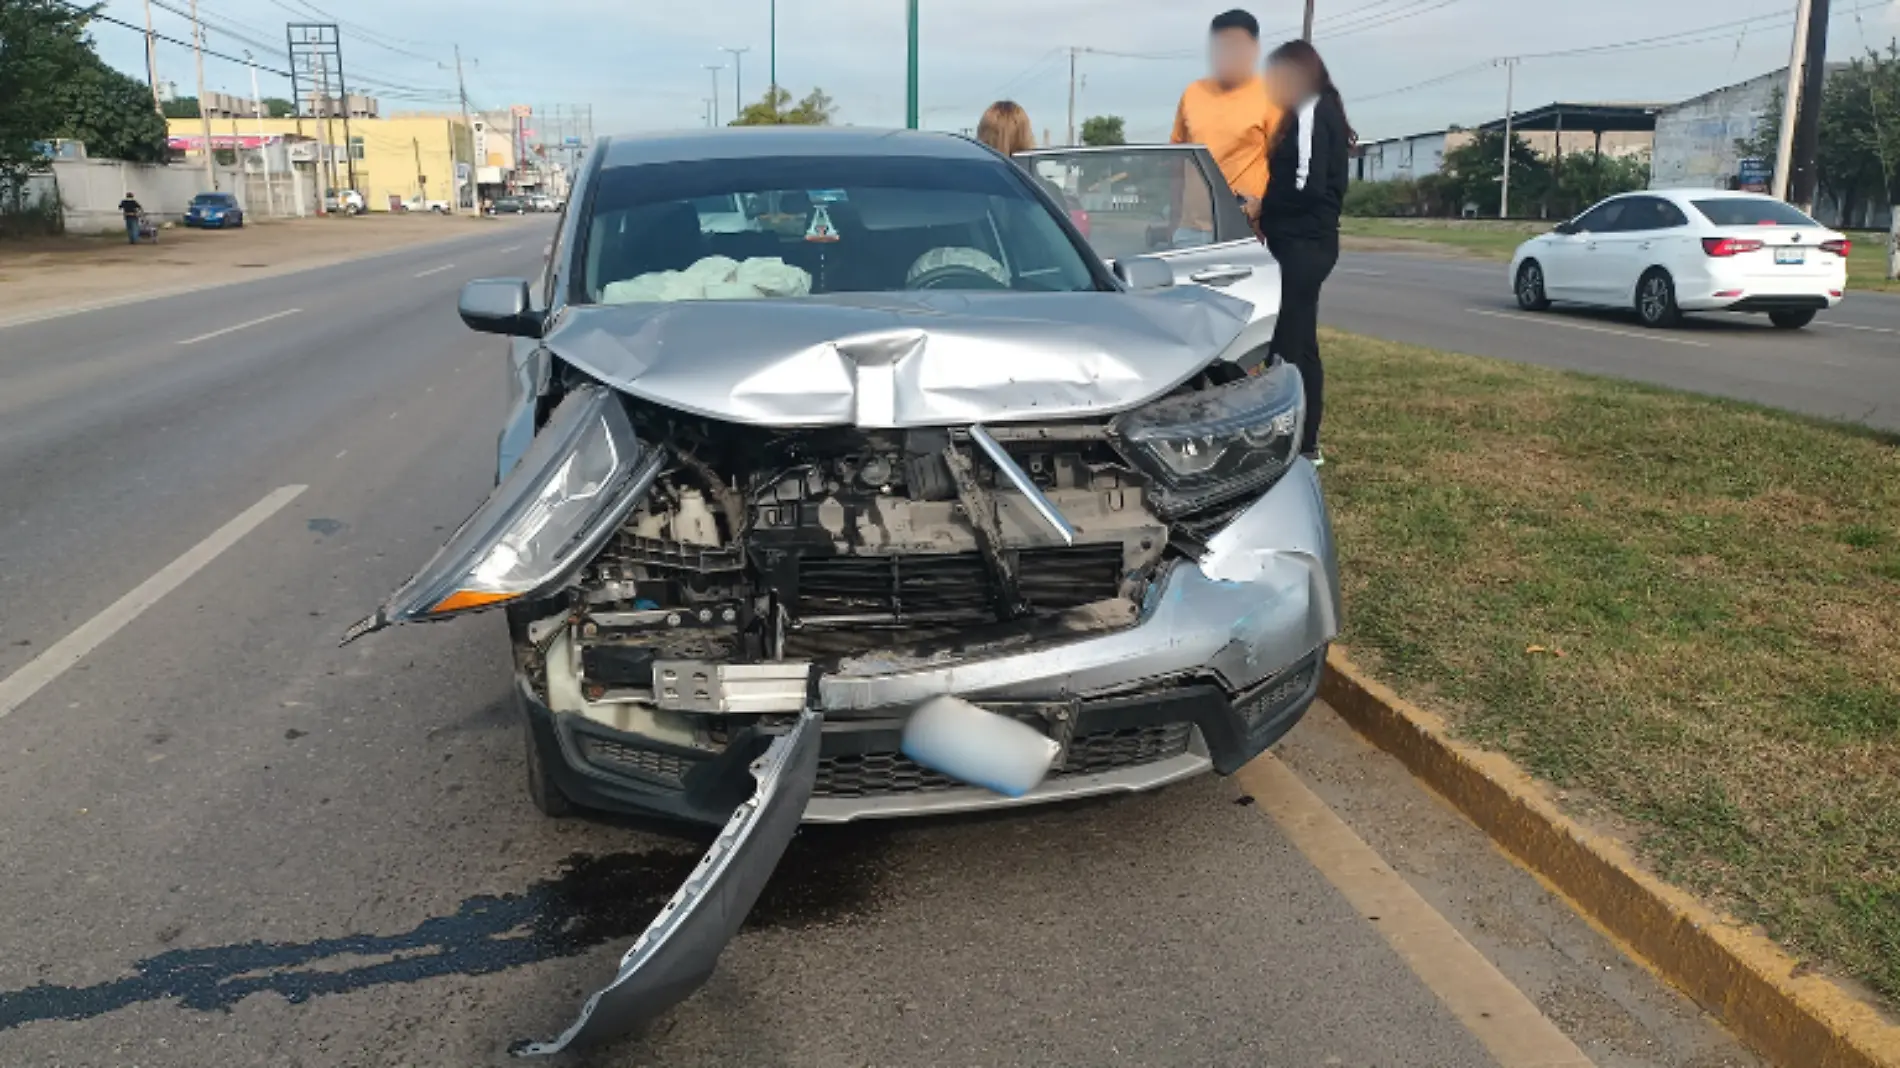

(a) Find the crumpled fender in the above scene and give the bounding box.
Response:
[514,710,822,1056]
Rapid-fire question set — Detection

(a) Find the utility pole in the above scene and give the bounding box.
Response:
[452,46,474,213]
[704,64,725,126]
[1498,57,1519,219]
[143,0,161,115]
[769,0,778,117]
[1302,0,1316,40]
[1772,0,1815,200]
[1788,0,1832,212]
[190,0,216,189]
[1067,47,1077,146]
[334,35,358,192]
[723,47,749,116]
[247,52,276,216]
[315,56,336,198]
[906,0,920,129]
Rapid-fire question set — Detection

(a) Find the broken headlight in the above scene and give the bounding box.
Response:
[344,384,664,640]
[1108,360,1304,518]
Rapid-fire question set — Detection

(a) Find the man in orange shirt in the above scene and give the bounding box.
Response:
[1169,9,1282,246]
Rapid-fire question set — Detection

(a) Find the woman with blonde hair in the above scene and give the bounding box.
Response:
[976,100,1036,156]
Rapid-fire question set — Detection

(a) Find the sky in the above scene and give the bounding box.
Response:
[95,0,1900,144]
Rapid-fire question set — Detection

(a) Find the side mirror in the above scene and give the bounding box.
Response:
[458,278,540,337]
[1114,255,1176,291]
[1552,221,1577,236]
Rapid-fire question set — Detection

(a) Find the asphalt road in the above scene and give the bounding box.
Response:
[0,222,1760,1068]
[1326,250,1900,432]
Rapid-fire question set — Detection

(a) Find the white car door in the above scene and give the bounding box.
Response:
[1551,198,1630,304]
[1583,195,1676,304]
[1017,145,1281,358]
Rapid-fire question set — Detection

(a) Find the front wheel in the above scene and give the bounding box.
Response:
[1769,309,1816,330]
[1636,269,1683,328]
[1516,260,1551,310]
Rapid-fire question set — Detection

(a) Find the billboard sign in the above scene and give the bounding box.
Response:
[1738,157,1770,193]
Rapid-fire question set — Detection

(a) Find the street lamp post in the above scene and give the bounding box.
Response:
[704,63,725,126]
[723,46,749,117]
[769,0,778,116]
[906,0,919,129]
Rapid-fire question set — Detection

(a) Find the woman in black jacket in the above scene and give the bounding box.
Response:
[1260,39,1351,465]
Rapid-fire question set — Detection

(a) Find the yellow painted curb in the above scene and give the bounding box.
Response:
[1319,647,1900,1068]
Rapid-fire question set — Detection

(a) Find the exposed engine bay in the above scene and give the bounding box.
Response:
[523,387,1228,746]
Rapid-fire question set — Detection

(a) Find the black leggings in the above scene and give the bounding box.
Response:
[1265,228,1338,455]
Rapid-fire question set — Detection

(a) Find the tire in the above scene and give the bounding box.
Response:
[524,717,576,818]
[1515,260,1551,310]
[1769,309,1816,330]
[1636,269,1682,328]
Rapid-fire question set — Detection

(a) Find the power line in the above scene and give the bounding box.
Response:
[51,0,292,77]
[1319,0,1467,40]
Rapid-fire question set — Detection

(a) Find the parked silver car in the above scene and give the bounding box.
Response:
[347,127,1337,1053]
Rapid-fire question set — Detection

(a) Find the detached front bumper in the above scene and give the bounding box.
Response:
[530,459,1339,825]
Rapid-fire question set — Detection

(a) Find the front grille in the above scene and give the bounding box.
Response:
[795,544,1124,622]
[812,720,1194,799]
[580,737,691,788]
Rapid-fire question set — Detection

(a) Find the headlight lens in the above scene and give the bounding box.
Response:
[1109,360,1305,518]
[356,385,663,632]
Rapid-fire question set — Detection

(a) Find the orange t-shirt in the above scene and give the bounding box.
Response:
[1169,76,1281,231]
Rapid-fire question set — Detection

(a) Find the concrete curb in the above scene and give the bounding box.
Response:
[1319,647,1900,1068]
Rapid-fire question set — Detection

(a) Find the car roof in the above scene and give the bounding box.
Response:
[598,127,992,170]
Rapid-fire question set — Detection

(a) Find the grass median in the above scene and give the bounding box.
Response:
[1319,328,1900,1005]
[1340,216,1900,292]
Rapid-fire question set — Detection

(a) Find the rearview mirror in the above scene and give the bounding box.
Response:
[458,278,540,337]
[1114,256,1175,291]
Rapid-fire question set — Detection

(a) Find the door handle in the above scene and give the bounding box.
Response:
[1189,265,1253,285]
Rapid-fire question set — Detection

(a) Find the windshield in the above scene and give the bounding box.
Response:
[192,195,229,205]
[1692,198,1820,228]
[578,154,1099,304]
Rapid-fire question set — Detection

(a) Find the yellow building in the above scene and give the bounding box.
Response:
[167,115,474,212]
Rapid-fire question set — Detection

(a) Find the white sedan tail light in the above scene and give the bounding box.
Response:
[1703,237,1764,257]
[1821,238,1852,257]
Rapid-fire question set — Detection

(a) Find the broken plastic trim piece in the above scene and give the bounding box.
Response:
[514,710,823,1056]
[968,424,1076,546]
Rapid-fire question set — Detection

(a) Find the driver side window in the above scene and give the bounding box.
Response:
[1572,200,1626,234]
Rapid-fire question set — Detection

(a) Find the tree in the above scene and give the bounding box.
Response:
[162,95,199,119]
[1079,115,1125,147]
[1548,151,1650,217]
[1439,129,1547,217]
[50,54,168,163]
[0,0,91,210]
[262,96,294,118]
[730,86,837,126]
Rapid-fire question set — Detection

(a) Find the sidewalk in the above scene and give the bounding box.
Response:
[0,214,522,325]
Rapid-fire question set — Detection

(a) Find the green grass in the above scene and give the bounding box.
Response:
[1341,217,1900,292]
[1321,328,1900,1004]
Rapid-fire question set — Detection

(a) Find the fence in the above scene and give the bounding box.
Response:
[44,159,319,233]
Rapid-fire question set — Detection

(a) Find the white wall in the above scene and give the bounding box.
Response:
[50,159,250,231]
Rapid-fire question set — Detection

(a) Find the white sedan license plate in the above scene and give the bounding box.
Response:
[1775,248,1805,265]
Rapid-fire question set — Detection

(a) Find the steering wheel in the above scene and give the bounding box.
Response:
[906,264,1010,291]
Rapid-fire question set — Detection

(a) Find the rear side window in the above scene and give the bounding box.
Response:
[1692,199,1819,227]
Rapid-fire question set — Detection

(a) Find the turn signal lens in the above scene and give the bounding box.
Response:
[1703,237,1764,257]
[431,589,517,613]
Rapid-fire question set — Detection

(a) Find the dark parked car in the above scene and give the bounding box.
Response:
[489,196,527,215]
[347,126,1331,1054]
[183,192,243,229]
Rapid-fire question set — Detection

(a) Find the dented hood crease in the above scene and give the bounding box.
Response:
[543,288,1253,428]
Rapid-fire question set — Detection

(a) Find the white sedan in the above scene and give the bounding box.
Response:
[1509,189,1849,329]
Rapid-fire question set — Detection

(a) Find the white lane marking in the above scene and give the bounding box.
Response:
[498,244,523,253]
[1237,755,1597,1068]
[176,308,301,346]
[1336,267,1387,276]
[334,449,348,459]
[0,485,307,722]
[414,263,457,278]
[1464,307,1710,348]
[388,410,399,419]
[1815,320,1899,335]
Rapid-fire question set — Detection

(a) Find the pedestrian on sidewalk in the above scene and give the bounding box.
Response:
[1168,9,1281,247]
[118,193,144,245]
[1259,38,1352,466]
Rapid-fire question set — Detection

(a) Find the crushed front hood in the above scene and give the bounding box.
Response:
[544,288,1252,428]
